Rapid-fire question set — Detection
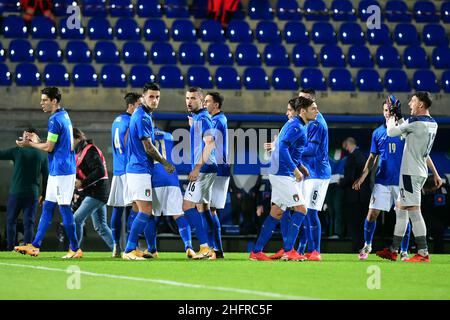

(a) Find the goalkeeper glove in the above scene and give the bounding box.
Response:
[387,95,402,119]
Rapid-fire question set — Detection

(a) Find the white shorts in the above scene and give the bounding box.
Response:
[302,178,330,211]
[210,176,230,209]
[152,186,183,216]
[126,173,152,202]
[369,184,399,212]
[183,173,217,204]
[398,174,426,207]
[269,174,305,211]
[45,174,76,205]
[107,174,131,207]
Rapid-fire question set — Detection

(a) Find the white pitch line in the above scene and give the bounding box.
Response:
[0,262,318,300]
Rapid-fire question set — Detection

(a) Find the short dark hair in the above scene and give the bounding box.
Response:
[41,87,61,103]
[187,87,204,98]
[300,88,316,100]
[206,91,224,108]
[25,127,39,136]
[124,92,141,107]
[413,91,432,109]
[73,127,86,141]
[143,82,160,93]
[291,96,314,112]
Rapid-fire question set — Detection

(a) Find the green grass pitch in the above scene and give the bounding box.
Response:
[0,252,449,300]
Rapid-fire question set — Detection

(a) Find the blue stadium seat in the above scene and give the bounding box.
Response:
[122,42,148,64]
[339,22,365,44]
[137,0,162,17]
[0,43,5,62]
[101,65,127,87]
[200,20,225,42]
[384,69,411,92]
[422,24,448,46]
[0,64,12,86]
[394,24,419,46]
[243,67,270,90]
[348,45,373,68]
[1,0,20,13]
[215,67,241,89]
[413,70,440,92]
[235,44,262,66]
[255,21,282,43]
[367,24,392,45]
[87,17,113,40]
[66,41,92,63]
[83,0,107,17]
[441,2,450,23]
[150,42,177,64]
[385,0,411,22]
[331,0,356,21]
[159,66,185,88]
[2,15,28,38]
[375,46,402,68]
[272,67,298,90]
[264,44,290,66]
[304,0,329,21]
[227,20,252,43]
[248,0,274,20]
[300,68,327,90]
[164,0,190,18]
[276,0,302,20]
[36,40,63,63]
[207,43,233,65]
[43,64,70,86]
[441,71,450,92]
[403,46,430,69]
[358,0,381,21]
[311,22,337,44]
[413,1,439,23]
[9,40,34,62]
[356,69,383,92]
[191,0,208,19]
[320,45,346,67]
[187,66,213,88]
[179,43,205,65]
[284,22,309,44]
[15,63,41,86]
[144,19,169,41]
[292,44,318,67]
[109,0,134,17]
[60,17,85,39]
[171,19,197,42]
[94,41,120,63]
[53,0,73,16]
[73,64,98,87]
[129,65,156,87]
[31,16,57,39]
[329,69,355,91]
[432,46,450,69]
[115,18,140,40]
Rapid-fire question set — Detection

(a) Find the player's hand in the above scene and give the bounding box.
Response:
[352,177,364,190]
[264,141,275,152]
[38,196,44,206]
[387,95,402,120]
[294,168,303,182]
[299,164,309,177]
[256,205,264,217]
[16,138,31,148]
[187,116,193,127]
[75,179,82,189]
[434,175,443,189]
[26,132,40,143]
[164,162,175,174]
[188,168,199,181]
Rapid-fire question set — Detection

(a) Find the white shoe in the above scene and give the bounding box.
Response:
[400,251,409,261]
[358,245,372,260]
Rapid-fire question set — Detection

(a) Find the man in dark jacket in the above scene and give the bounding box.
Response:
[339,137,371,252]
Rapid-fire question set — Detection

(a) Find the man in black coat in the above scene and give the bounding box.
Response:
[339,137,371,252]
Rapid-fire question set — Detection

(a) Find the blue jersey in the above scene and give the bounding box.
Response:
[47,108,75,176]
[371,124,404,186]
[126,105,154,175]
[302,113,331,179]
[151,129,181,188]
[212,112,230,177]
[111,112,131,176]
[190,108,218,173]
[270,116,307,177]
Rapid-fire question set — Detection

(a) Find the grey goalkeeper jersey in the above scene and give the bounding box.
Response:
[387,115,437,178]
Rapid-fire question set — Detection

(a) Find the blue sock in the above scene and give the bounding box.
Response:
[211,213,223,252]
[203,210,215,248]
[309,209,321,253]
[59,205,79,252]
[32,200,56,248]
[127,209,137,233]
[284,212,306,252]
[254,215,279,253]
[125,212,150,253]
[401,222,412,252]
[364,219,377,246]
[143,215,157,252]
[297,224,308,254]
[280,210,291,244]
[184,208,209,246]
[175,215,192,251]
[111,207,124,245]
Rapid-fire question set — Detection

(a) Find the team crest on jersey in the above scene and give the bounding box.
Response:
[145,189,151,197]
[293,194,299,202]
